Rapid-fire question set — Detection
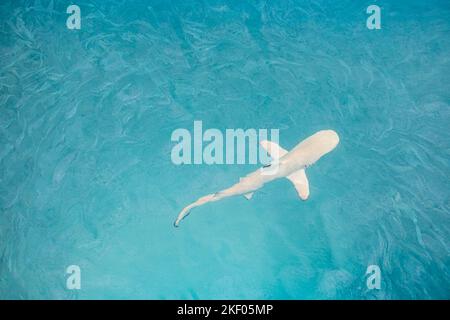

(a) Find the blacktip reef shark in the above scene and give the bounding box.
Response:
[174,130,340,227]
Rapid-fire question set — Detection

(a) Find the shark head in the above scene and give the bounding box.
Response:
[320,130,340,152]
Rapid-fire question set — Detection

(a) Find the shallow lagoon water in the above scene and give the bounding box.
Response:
[0,0,449,299]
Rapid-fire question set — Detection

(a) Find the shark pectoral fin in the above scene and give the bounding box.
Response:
[287,169,310,200]
[244,192,254,200]
[260,140,288,160]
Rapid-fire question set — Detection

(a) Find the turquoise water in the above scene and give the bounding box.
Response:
[1,0,449,299]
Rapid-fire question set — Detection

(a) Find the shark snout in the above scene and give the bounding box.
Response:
[318,130,340,150]
[327,130,340,147]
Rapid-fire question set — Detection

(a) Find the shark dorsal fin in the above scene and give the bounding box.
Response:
[287,169,310,200]
[260,140,288,160]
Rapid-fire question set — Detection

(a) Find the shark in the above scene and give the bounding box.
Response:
[174,130,340,227]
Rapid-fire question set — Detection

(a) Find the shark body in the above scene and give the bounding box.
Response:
[174,130,340,227]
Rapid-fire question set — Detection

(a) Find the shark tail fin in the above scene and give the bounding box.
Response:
[174,193,216,227]
[286,169,310,200]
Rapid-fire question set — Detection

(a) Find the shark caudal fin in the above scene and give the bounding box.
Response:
[286,169,310,200]
[174,193,216,227]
